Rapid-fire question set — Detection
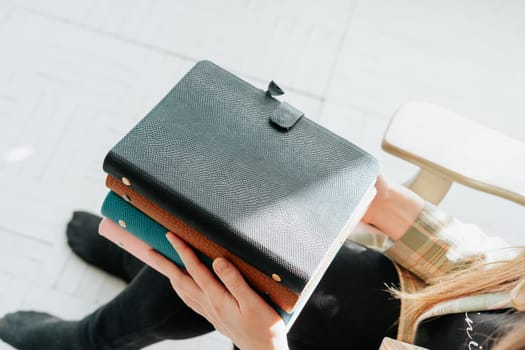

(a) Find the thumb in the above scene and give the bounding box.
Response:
[213,258,255,305]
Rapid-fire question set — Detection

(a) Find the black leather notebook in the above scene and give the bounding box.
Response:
[103,60,380,326]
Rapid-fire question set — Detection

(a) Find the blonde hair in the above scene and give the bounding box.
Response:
[392,250,525,348]
[493,322,525,350]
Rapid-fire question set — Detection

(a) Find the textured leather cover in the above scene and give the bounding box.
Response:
[103,60,380,294]
[101,191,206,268]
[106,175,299,313]
[100,191,293,322]
[99,217,185,271]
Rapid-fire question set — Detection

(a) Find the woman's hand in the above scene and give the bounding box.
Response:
[362,174,425,240]
[147,232,289,350]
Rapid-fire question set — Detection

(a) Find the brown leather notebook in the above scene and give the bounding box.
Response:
[106,175,299,313]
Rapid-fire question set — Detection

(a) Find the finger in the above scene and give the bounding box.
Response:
[166,233,232,304]
[169,280,206,315]
[146,248,203,297]
[146,248,183,279]
[212,257,259,307]
[146,249,215,317]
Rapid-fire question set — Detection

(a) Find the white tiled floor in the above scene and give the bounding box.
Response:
[0,0,524,349]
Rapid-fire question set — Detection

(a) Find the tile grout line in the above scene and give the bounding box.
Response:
[16,6,325,102]
[0,226,51,246]
[328,98,391,120]
[18,6,197,64]
[316,0,360,123]
[320,0,359,101]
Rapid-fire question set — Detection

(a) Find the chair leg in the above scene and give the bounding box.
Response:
[404,169,452,205]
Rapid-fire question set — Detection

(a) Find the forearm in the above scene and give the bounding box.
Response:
[364,176,513,282]
[363,176,425,240]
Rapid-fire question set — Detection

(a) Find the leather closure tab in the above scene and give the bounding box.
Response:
[270,102,304,131]
[266,80,284,97]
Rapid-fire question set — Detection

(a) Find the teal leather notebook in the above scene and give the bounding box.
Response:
[100,190,292,323]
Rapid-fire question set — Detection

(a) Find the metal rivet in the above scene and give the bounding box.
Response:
[122,194,131,202]
[118,219,127,228]
[122,177,131,186]
[272,273,281,282]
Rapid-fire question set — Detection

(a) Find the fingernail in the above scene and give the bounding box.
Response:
[213,258,229,274]
[165,232,176,246]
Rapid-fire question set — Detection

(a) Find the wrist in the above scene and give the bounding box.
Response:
[367,180,425,240]
[237,328,288,350]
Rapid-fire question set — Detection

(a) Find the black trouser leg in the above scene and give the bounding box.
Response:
[79,266,214,350]
[287,240,400,350]
[76,239,398,350]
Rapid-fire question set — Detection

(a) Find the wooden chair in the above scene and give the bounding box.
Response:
[377,102,525,350]
[382,101,525,206]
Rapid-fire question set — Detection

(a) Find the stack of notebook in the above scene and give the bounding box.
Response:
[98,61,380,328]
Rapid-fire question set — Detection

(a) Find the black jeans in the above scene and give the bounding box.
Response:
[78,240,400,350]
